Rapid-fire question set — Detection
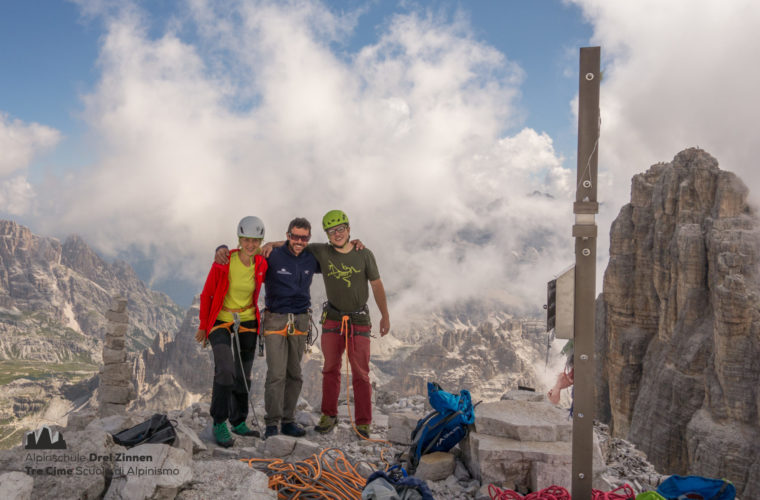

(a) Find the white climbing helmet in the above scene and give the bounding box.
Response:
[237,216,265,239]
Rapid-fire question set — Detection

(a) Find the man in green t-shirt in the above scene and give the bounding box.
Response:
[308,209,390,438]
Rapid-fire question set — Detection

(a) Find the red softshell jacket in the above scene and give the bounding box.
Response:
[198,249,268,337]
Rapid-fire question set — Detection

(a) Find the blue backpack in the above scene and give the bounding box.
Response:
[407,382,477,472]
[656,475,735,500]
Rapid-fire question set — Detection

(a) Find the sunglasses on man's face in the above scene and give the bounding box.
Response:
[288,233,311,242]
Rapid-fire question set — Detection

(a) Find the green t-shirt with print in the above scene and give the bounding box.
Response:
[308,243,380,325]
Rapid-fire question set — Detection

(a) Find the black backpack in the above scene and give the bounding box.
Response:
[111,413,177,448]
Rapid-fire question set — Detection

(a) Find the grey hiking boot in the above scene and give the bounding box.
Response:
[231,421,260,437]
[315,414,338,434]
[213,422,235,448]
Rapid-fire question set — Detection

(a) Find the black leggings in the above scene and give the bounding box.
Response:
[209,319,258,425]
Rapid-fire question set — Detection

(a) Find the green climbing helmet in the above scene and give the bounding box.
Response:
[322,209,349,231]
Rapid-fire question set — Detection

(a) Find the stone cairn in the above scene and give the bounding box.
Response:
[99,296,135,417]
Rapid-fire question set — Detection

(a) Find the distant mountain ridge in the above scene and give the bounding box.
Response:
[0,219,183,360]
[0,219,185,448]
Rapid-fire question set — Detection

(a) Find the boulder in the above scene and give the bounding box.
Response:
[177,459,275,499]
[501,389,546,402]
[387,412,418,445]
[462,431,571,487]
[173,421,207,454]
[104,443,192,500]
[24,429,117,500]
[414,451,455,481]
[291,438,322,461]
[474,400,572,442]
[0,472,34,500]
[264,435,297,458]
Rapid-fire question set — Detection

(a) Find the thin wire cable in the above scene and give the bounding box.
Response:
[232,315,262,437]
[576,114,602,194]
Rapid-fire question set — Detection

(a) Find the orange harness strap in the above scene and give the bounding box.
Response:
[209,322,257,335]
[264,328,307,337]
[263,312,306,337]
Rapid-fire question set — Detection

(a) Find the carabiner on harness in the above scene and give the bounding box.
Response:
[286,313,296,335]
[231,312,241,365]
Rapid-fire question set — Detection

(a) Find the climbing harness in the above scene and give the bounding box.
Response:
[242,447,367,499]
[321,302,371,333]
[263,312,307,337]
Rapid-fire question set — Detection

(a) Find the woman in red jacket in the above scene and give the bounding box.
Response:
[195,216,268,447]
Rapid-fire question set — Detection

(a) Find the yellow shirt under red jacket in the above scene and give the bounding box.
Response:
[198,249,268,338]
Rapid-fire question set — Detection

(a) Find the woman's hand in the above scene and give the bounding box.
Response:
[214,247,230,265]
[195,329,207,344]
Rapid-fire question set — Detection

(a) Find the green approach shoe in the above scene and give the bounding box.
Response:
[356,424,370,439]
[315,415,338,434]
[231,421,260,437]
[213,422,234,448]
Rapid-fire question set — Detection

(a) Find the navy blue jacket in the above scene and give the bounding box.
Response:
[264,244,320,313]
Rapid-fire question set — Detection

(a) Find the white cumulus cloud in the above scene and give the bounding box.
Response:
[570,0,760,220]
[36,0,575,318]
[0,113,61,214]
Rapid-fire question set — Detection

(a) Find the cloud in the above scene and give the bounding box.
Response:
[570,0,760,221]
[0,113,60,214]
[0,113,60,177]
[35,0,575,317]
[0,176,36,216]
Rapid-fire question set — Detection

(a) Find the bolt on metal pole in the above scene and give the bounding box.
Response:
[572,46,600,500]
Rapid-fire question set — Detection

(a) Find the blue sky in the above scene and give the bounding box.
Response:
[0,1,590,174]
[1,0,758,315]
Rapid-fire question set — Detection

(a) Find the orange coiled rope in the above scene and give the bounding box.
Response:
[243,447,367,499]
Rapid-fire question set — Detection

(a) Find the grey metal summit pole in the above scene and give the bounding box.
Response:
[571,46,600,499]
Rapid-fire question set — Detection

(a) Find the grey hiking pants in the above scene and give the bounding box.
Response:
[263,311,308,426]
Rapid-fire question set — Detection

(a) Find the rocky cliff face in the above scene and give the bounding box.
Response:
[0,219,185,447]
[0,220,183,360]
[597,148,759,497]
[131,299,213,412]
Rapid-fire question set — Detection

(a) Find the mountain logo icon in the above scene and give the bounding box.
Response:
[24,426,67,450]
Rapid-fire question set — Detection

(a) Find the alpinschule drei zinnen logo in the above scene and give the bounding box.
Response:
[24,426,67,450]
